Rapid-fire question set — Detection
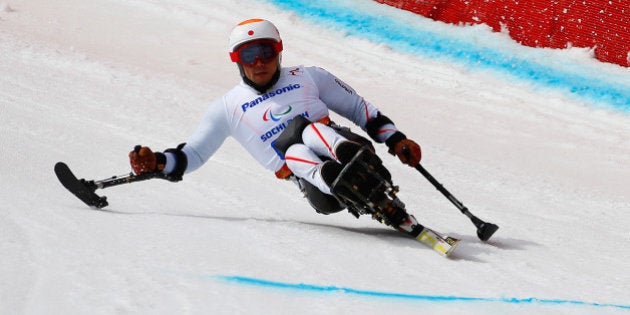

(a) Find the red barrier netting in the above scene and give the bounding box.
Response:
[375,0,629,67]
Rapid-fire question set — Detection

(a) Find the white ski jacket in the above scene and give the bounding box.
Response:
[165,65,400,175]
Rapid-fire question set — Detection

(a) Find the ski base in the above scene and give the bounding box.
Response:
[415,228,460,257]
[54,162,108,208]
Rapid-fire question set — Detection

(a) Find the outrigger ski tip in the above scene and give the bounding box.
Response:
[477,222,499,241]
[54,161,162,209]
[413,164,499,242]
[54,162,108,208]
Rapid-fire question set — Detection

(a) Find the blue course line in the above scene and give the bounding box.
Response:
[265,0,630,111]
[216,275,630,310]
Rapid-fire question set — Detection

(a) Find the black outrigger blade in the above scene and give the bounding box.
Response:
[54,162,108,208]
[54,162,161,209]
[413,163,499,242]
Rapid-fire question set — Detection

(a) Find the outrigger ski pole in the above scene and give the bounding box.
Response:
[413,163,499,241]
[54,161,164,209]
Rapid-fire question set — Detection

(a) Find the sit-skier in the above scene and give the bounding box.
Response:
[129,19,428,238]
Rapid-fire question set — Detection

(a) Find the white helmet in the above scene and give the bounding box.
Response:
[228,18,282,53]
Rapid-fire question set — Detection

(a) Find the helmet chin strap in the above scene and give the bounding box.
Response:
[238,59,282,94]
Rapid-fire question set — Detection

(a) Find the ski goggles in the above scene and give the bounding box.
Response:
[230,40,283,65]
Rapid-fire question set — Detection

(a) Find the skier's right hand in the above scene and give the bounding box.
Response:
[129,145,165,174]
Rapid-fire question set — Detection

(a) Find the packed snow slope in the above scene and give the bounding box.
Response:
[1,0,629,314]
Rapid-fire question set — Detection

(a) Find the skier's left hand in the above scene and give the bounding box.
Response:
[389,138,421,167]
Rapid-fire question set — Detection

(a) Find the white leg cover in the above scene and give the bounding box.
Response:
[301,123,348,162]
[284,123,348,195]
[285,144,332,195]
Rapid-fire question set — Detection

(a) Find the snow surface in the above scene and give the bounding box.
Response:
[1,0,629,314]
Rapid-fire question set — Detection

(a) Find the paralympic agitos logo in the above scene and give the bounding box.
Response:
[263,105,292,122]
[240,83,301,113]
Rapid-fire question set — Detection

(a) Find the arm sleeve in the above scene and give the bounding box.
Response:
[164,98,231,174]
[307,66,402,144]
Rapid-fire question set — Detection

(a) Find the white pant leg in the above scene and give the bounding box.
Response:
[285,143,332,195]
[301,123,348,162]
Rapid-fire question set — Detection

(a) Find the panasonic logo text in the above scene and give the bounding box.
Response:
[241,84,301,112]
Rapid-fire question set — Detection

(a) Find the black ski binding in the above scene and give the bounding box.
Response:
[327,146,409,228]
